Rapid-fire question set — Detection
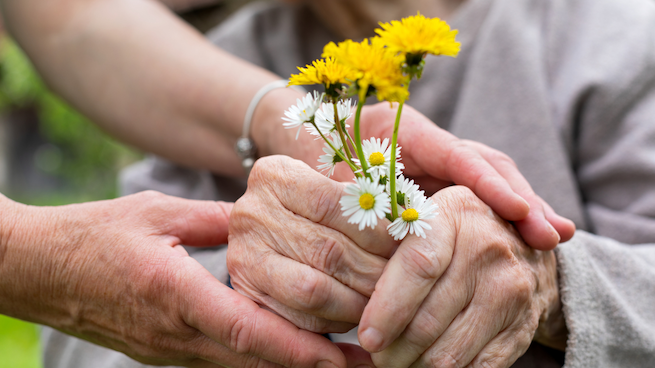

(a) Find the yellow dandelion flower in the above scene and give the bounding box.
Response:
[288,57,357,88]
[376,84,410,103]
[322,39,408,102]
[375,12,461,58]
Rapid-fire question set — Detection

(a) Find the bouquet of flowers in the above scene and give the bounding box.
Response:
[282,13,460,240]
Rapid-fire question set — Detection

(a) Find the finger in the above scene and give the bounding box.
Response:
[358,188,461,353]
[541,199,576,242]
[230,198,388,297]
[168,200,233,246]
[336,343,375,368]
[252,291,358,334]
[464,140,576,249]
[409,303,513,368]
[398,118,530,222]
[249,156,398,258]
[466,327,533,368]
[369,257,470,367]
[126,191,233,246]
[180,265,346,368]
[184,336,284,368]
[229,249,369,328]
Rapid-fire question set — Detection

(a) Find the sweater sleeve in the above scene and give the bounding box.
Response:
[557,232,655,368]
[550,1,655,366]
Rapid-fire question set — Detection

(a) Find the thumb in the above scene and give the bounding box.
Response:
[336,343,375,368]
[183,272,347,368]
[171,200,233,246]
[135,191,233,246]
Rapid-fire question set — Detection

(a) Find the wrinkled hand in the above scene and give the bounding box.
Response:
[228,156,396,333]
[0,191,348,368]
[228,156,566,368]
[358,185,565,368]
[356,103,575,250]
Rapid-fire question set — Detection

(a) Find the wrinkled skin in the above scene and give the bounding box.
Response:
[0,191,365,368]
[283,103,575,251]
[228,156,566,368]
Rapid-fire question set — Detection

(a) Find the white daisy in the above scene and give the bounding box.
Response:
[317,133,345,177]
[361,137,405,177]
[340,177,391,231]
[282,91,323,139]
[390,175,423,207]
[387,192,439,241]
[307,99,353,137]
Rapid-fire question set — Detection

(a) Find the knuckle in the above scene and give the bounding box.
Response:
[248,156,290,190]
[134,190,167,207]
[249,156,276,180]
[312,183,344,224]
[226,311,257,355]
[292,270,331,312]
[404,310,443,348]
[229,197,263,233]
[400,243,445,281]
[486,149,517,169]
[447,140,476,171]
[309,236,344,276]
[505,266,536,305]
[439,186,481,214]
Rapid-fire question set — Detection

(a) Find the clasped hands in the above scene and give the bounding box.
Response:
[228,152,569,368]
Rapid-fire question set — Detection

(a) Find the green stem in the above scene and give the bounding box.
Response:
[312,121,361,175]
[353,101,370,178]
[389,101,405,220]
[333,102,356,166]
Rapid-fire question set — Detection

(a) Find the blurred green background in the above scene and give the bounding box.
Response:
[0,36,141,368]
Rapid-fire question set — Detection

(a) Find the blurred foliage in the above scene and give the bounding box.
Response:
[0,36,141,202]
[0,36,145,368]
[0,315,41,368]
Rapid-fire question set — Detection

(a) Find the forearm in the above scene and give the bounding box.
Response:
[0,0,305,177]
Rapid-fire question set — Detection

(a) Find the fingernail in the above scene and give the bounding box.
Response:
[359,327,384,352]
[316,360,339,368]
[549,223,561,243]
[355,365,374,368]
[519,196,530,210]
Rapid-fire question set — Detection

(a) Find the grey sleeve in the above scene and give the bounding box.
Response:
[553,1,655,365]
[557,232,655,368]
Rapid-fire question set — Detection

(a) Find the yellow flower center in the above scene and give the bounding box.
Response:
[359,193,375,210]
[369,152,385,166]
[401,208,419,222]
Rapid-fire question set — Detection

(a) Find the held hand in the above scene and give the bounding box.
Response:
[227,156,396,334]
[356,102,575,250]
[0,192,345,368]
[357,186,566,368]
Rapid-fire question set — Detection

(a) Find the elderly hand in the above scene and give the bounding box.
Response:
[358,185,565,368]
[356,102,575,251]
[227,156,397,334]
[228,156,567,368]
[264,98,574,251]
[0,191,348,368]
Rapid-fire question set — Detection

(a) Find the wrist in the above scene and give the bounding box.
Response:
[0,197,40,320]
[0,199,78,327]
[251,87,316,159]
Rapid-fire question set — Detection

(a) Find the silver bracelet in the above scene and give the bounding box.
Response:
[235,79,305,176]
